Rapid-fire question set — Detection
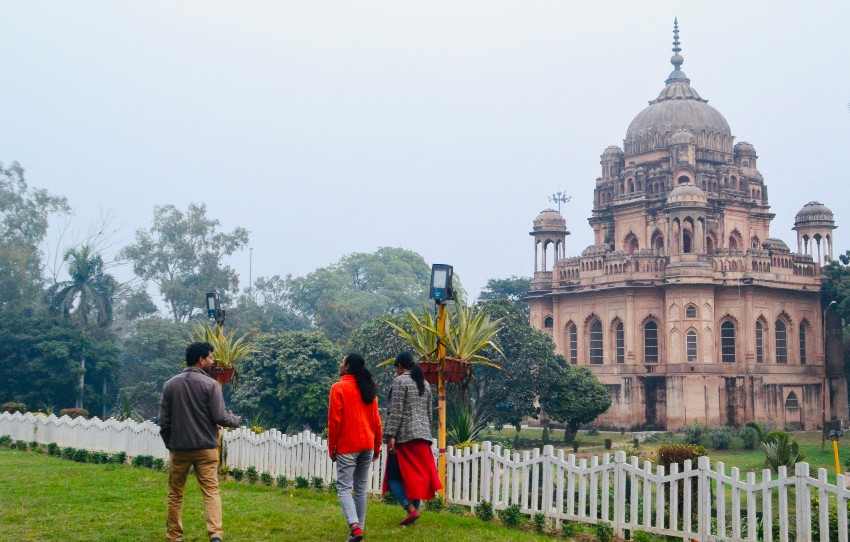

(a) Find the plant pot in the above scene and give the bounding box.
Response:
[419,357,469,384]
[210,366,235,384]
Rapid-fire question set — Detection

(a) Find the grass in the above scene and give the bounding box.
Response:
[0,448,555,542]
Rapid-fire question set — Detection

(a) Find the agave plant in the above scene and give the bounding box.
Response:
[192,323,256,370]
[446,398,489,446]
[760,431,807,473]
[384,307,440,362]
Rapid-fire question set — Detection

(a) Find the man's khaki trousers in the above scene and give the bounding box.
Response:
[167,448,222,542]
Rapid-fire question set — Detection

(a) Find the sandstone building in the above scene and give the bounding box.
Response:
[527,22,848,430]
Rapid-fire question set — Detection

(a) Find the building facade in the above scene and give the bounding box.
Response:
[527,22,848,430]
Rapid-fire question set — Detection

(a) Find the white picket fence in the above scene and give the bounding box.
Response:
[3,412,849,541]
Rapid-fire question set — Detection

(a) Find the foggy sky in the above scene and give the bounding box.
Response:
[2,1,848,301]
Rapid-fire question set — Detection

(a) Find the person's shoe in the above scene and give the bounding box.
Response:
[210,538,222,542]
[348,526,363,542]
[400,509,420,526]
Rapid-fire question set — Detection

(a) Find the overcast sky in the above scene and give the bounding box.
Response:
[3,1,849,301]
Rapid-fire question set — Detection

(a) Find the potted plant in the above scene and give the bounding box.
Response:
[192,323,256,383]
[385,304,504,383]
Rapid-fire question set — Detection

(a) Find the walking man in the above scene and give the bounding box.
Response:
[159,342,242,542]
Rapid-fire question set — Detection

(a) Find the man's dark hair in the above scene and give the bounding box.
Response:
[186,342,214,366]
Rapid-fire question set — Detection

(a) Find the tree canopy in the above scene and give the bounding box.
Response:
[541,364,612,442]
[478,276,531,314]
[121,203,249,322]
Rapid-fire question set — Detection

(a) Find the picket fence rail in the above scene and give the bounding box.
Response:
[2,411,849,541]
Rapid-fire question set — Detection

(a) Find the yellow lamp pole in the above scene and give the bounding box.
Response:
[436,300,447,498]
[832,438,841,477]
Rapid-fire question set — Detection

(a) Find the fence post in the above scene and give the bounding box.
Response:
[613,451,625,538]
[697,455,711,542]
[794,462,810,542]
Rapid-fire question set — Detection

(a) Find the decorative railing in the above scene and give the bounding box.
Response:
[2,412,848,541]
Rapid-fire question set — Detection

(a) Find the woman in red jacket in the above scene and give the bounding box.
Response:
[327,353,382,542]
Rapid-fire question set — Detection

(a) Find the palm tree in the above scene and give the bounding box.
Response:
[48,244,117,409]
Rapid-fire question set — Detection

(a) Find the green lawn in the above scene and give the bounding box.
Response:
[0,448,555,542]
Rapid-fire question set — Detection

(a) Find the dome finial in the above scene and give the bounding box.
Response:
[665,17,689,84]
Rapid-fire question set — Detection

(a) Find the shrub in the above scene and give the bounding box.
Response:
[586,426,599,436]
[381,491,397,505]
[14,440,27,451]
[62,447,76,460]
[446,503,464,515]
[657,444,706,468]
[311,476,323,490]
[709,426,734,450]
[632,531,653,542]
[594,522,613,542]
[500,503,523,528]
[73,449,89,463]
[532,512,546,533]
[424,496,444,511]
[152,458,165,471]
[109,452,126,464]
[132,455,155,468]
[47,442,59,456]
[328,479,336,492]
[474,501,493,522]
[29,441,40,453]
[604,438,612,450]
[276,475,288,488]
[90,452,109,464]
[562,520,578,538]
[60,408,89,419]
[1,402,27,413]
[740,425,759,450]
[681,421,706,445]
[643,432,677,445]
[632,437,639,447]
[246,466,258,484]
[260,472,273,486]
[619,427,626,435]
[294,476,309,489]
[230,468,244,481]
[0,435,11,447]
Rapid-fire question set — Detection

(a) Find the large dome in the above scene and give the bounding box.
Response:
[624,21,733,156]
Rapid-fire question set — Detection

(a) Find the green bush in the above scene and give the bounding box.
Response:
[586,426,599,436]
[230,468,244,481]
[604,438,612,450]
[500,503,523,528]
[424,496,444,511]
[90,452,109,464]
[29,442,40,453]
[328,479,336,492]
[311,476,323,490]
[14,440,27,451]
[46,442,59,456]
[152,458,165,471]
[261,472,273,487]
[60,408,89,419]
[446,503,464,515]
[474,501,494,522]
[73,449,89,463]
[62,447,76,460]
[740,426,759,450]
[294,476,309,489]
[246,466,258,484]
[709,426,733,450]
[681,421,706,445]
[594,522,613,542]
[1,402,27,413]
[532,512,546,533]
[132,455,155,468]
[109,452,126,464]
[562,520,578,538]
[632,531,653,542]
[381,491,397,505]
[276,475,287,488]
[657,444,706,469]
[0,435,11,447]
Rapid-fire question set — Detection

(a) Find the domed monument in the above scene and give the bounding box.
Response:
[528,20,847,430]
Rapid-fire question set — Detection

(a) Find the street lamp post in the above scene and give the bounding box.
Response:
[429,264,455,498]
[822,300,837,451]
[206,291,225,340]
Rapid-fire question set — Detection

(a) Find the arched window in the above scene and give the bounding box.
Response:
[755,320,764,363]
[589,320,603,364]
[721,321,736,362]
[775,319,787,363]
[799,322,807,365]
[686,330,698,362]
[615,321,625,364]
[544,316,554,329]
[644,321,659,363]
[568,324,578,365]
[785,392,799,409]
[683,229,692,253]
[685,304,697,318]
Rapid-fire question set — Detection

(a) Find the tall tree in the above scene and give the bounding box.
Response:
[541,365,612,442]
[230,331,341,432]
[121,203,249,322]
[478,276,532,314]
[287,247,433,343]
[227,275,311,334]
[346,313,413,403]
[0,161,69,311]
[48,244,118,409]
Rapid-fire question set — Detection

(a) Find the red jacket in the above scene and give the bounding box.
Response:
[327,375,382,457]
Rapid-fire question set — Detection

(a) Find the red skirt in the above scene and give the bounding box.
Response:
[382,439,442,500]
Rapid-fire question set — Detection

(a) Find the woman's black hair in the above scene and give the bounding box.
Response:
[394,351,425,396]
[344,353,376,404]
